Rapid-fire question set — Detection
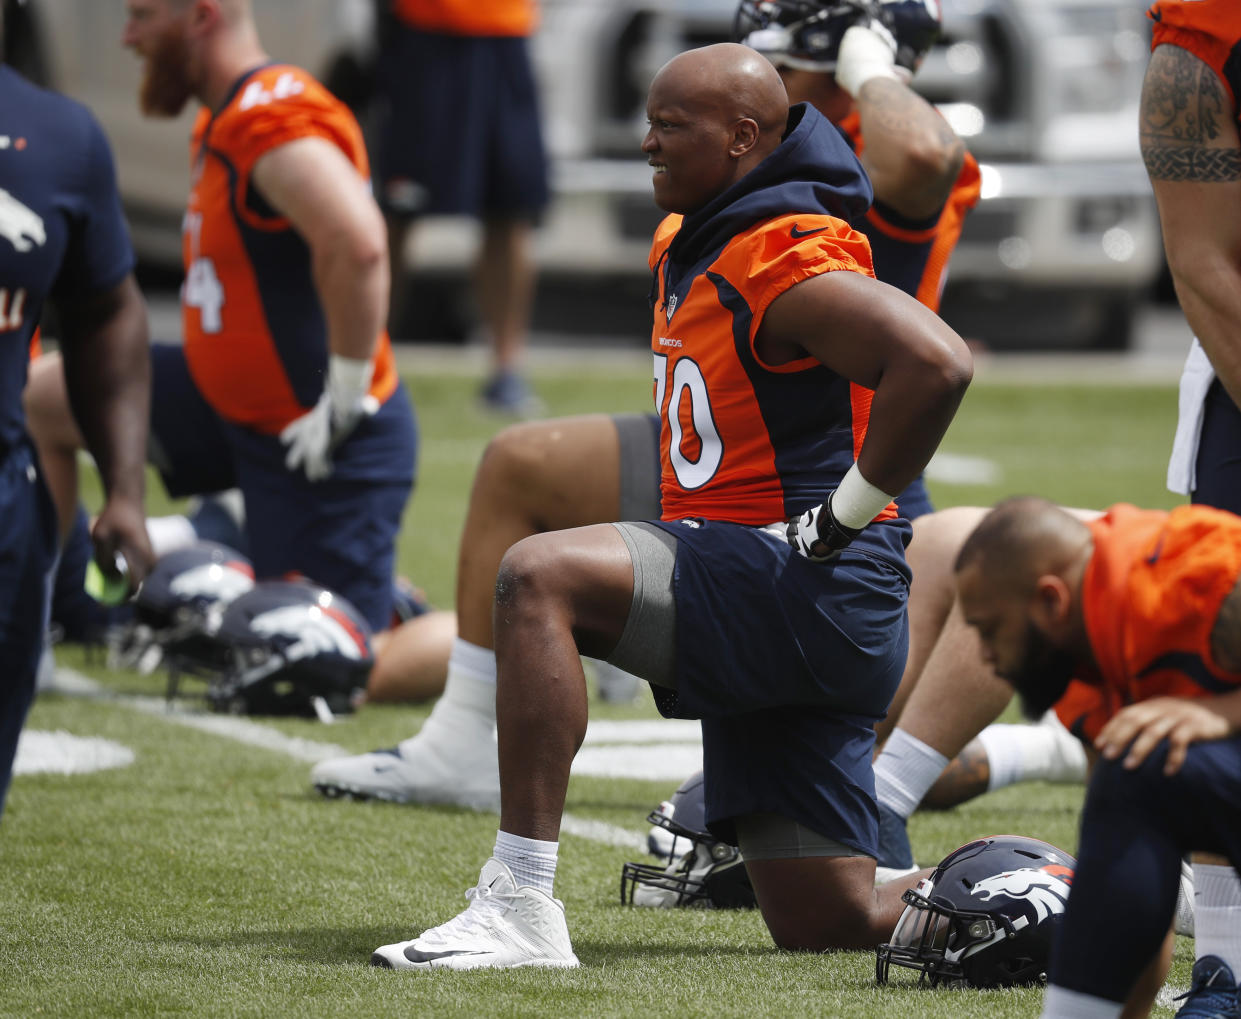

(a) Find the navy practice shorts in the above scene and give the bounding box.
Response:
[0,442,58,816]
[375,27,549,220]
[647,516,912,854]
[147,344,417,631]
[1193,378,1241,514]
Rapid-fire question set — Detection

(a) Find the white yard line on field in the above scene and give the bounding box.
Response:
[28,666,696,849]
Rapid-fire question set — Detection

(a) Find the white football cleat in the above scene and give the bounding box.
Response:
[371,858,579,971]
[310,729,500,810]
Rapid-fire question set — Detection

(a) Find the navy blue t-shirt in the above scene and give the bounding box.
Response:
[0,64,135,453]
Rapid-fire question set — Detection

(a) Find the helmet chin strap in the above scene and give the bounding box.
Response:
[950,912,1030,966]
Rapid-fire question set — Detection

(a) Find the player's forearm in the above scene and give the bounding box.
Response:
[1167,256,1241,409]
[312,236,389,362]
[856,79,965,220]
[855,335,973,496]
[59,275,150,504]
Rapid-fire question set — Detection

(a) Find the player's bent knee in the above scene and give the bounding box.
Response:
[494,534,568,615]
[747,855,880,952]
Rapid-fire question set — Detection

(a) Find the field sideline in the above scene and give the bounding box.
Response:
[2,356,1197,1017]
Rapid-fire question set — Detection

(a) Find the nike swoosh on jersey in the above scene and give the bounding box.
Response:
[789,223,828,238]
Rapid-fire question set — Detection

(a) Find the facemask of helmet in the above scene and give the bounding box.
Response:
[876,835,1076,988]
[107,540,255,683]
[620,770,756,909]
[734,0,941,80]
[203,579,374,721]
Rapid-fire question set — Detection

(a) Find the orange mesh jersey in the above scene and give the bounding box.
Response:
[837,113,981,312]
[1149,0,1241,111]
[1056,503,1241,741]
[391,0,536,36]
[649,212,898,526]
[181,64,397,435]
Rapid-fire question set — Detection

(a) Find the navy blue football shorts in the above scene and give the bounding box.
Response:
[147,343,417,631]
[1193,378,1241,514]
[615,514,912,857]
[0,441,58,815]
[375,27,549,220]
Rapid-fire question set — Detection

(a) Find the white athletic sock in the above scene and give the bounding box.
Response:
[873,729,949,819]
[145,514,198,558]
[1194,864,1241,975]
[494,830,559,896]
[398,639,496,753]
[1040,985,1123,1019]
[976,713,1087,791]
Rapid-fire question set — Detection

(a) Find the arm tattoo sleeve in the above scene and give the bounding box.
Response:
[1141,44,1241,182]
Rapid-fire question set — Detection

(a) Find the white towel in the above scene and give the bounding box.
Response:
[1167,338,1216,495]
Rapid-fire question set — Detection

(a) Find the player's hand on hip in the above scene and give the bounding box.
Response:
[280,355,378,482]
[786,491,862,563]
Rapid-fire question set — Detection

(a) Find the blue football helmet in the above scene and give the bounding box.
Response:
[205,579,373,720]
[876,834,1076,988]
[621,771,756,909]
[735,0,942,79]
[109,540,255,679]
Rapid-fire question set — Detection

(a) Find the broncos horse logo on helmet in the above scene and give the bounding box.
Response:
[203,578,374,721]
[876,834,1076,989]
[734,0,942,79]
[971,865,1073,926]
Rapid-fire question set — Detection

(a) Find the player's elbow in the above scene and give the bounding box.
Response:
[878,136,965,219]
[918,331,974,406]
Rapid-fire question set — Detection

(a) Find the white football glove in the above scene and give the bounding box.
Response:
[786,491,864,563]
[280,355,379,482]
[834,21,902,97]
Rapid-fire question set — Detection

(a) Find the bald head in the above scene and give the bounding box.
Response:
[955,497,1092,593]
[643,43,790,213]
[653,43,789,146]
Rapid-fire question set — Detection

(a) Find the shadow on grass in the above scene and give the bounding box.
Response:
[166,928,778,968]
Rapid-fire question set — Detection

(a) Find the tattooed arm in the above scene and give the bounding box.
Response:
[855,75,966,220]
[1141,43,1241,406]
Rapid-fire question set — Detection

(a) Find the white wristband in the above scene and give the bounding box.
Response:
[832,463,896,531]
[834,24,900,98]
[327,354,374,407]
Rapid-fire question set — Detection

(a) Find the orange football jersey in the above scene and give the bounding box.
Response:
[181,64,397,435]
[1058,503,1241,739]
[649,212,898,526]
[391,0,536,36]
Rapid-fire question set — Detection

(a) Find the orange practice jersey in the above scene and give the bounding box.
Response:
[1149,0,1241,113]
[839,113,981,312]
[1056,503,1241,741]
[181,64,397,435]
[649,212,898,526]
[392,0,536,36]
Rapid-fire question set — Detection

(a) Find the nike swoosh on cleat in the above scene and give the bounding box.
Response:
[402,947,489,963]
[789,223,828,238]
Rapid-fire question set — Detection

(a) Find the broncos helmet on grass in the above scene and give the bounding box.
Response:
[876,834,1075,988]
[108,540,255,681]
[621,770,755,909]
[204,579,373,720]
[735,0,941,79]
